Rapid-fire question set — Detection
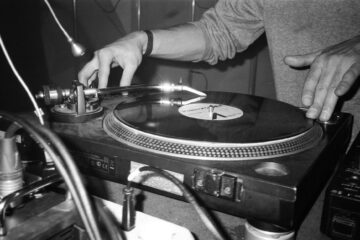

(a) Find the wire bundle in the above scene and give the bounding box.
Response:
[0,112,104,240]
[128,166,228,240]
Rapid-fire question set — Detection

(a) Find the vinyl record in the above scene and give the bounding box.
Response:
[103,92,322,161]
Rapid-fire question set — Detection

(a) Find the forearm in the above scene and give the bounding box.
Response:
[79,23,208,88]
[145,23,207,62]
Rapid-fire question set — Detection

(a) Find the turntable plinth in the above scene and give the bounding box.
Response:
[51,91,353,231]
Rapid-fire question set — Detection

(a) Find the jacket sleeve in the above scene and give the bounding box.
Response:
[192,0,265,64]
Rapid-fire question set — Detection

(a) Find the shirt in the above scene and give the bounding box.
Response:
[194,0,360,140]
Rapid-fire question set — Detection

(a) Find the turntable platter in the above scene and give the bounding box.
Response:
[103,92,322,160]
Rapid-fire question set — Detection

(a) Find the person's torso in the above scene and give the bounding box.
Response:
[262,0,360,106]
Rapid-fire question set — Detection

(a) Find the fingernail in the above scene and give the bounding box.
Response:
[320,111,331,122]
[306,108,318,118]
[334,86,346,96]
[284,56,294,64]
[302,96,312,107]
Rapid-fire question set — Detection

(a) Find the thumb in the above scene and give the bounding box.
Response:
[284,51,319,68]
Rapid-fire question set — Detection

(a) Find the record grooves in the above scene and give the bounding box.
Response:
[103,92,323,161]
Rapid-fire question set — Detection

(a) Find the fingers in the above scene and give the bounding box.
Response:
[335,62,360,96]
[305,64,335,120]
[291,36,360,122]
[319,91,338,121]
[77,33,144,88]
[120,64,137,87]
[78,58,99,87]
[78,50,114,88]
[303,59,359,122]
[284,51,319,68]
[301,60,323,107]
[308,63,338,120]
[284,50,339,120]
[97,51,113,88]
[79,51,138,89]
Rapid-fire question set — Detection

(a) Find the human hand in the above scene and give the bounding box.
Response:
[78,31,147,88]
[284,35,360,121]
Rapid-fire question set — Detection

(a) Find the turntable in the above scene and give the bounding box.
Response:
[38,83,353,233]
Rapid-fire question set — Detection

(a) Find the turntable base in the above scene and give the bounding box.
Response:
[85,175,330,240]
[51,91,353,231]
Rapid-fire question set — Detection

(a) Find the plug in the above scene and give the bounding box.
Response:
[122,186,135,231]
[0,136,23,199]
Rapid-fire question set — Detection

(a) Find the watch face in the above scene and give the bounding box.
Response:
[178,103,243,121]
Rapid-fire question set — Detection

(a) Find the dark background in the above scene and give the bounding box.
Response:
[0,0,274,113]
[0,1,48,112]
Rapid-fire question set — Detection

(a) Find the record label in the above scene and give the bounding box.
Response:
[178,103,243,121]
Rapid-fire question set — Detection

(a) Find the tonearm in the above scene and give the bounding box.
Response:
[35,81,206,123]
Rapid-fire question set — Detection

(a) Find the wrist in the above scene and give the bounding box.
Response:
[131,30,153,56]
[128,31,148,55]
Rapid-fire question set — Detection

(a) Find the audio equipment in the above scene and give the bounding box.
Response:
[321,131,360,240]
[36,83,353,232]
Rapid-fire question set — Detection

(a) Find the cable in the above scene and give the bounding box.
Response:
[136,0,141,31]
[128,166,228,240]
[34,119,123,240]
[0,112,101,240]
[32,122,102,240]
[0,17,94,237]
[43,0,72,41]
[0,36,44,125]
[0,114,96,239]
[5,123,21,138]
[43,0,85,57]
[191,0,195,22]
[94,200,124,240]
